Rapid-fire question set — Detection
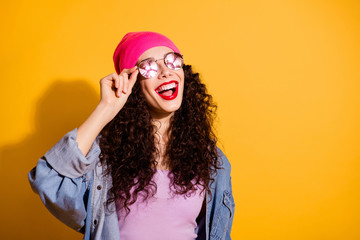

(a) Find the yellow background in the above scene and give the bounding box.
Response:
[1,0,360,239]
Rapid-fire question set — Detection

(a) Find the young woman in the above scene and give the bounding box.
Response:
[29,31,235,240]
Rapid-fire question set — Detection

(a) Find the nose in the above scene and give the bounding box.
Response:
[157,61,171,79]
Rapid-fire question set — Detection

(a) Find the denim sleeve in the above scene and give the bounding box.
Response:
[218,148,235,240]
[28,158,89,232]
[28,128,100,232]
[44,128,101,179]
[225,174,235,240]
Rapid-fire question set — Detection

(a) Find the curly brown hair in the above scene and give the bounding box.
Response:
[99,64,222,215]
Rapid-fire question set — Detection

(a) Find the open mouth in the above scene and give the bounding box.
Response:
[155,81,179,100]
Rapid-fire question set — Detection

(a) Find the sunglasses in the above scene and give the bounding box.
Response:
[137,52,184,79]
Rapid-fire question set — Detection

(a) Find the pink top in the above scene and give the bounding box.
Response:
[116,170,205,240]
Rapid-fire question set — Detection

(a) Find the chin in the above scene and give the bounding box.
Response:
[150,99,183,117]
[161,103,182,114]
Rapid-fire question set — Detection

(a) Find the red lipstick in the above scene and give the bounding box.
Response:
[155,81,179,100]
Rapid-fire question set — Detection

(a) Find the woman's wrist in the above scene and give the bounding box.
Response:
[76,101,118,156]
[96,101,119,125]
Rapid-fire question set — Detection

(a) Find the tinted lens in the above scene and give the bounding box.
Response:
[164,52,183,70]
[139,59,158,78]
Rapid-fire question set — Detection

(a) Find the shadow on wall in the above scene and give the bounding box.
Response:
[0,80,99,239]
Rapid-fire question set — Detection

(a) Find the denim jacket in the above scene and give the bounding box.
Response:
[28,129,235,240]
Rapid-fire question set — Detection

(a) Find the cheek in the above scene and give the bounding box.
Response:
[139,81,149,92]
[180,73,185,91]
[139,81,155,100]
[179,70,185,81]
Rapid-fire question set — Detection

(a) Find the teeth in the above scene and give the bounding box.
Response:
[156,82,177,92]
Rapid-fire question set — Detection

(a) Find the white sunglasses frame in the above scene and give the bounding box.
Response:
[136,52,184,79]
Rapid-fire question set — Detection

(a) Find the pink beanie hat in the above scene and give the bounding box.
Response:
[113,31,181,74]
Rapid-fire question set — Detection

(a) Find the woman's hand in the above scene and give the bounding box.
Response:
[99,67,139,120]
[76,67,138,156]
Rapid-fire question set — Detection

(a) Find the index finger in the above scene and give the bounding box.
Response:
[120,66,138,76]
[121,66,138,93]
[127,69,139,92]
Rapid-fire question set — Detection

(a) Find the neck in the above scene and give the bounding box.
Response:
[150,111,174,137]
[150,112,173,170]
